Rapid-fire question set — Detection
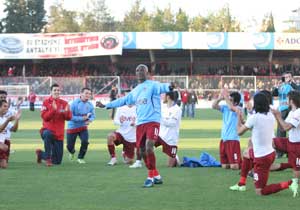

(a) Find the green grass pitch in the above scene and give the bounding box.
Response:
[0,109,298,210]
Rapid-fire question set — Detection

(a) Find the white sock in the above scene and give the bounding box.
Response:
[292,178,299,184]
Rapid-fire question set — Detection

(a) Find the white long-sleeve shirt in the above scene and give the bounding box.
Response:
[159,103,182,146]
[114,106,137,142]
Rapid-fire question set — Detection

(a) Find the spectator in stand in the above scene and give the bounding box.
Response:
[188,90,198,118]
[7,67,14,77]
[181,88,189,118]
[28,88,37,111]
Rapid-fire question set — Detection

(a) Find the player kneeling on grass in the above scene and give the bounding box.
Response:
[0,100,21,169]
[271,90,300,197]
[231,93,296,196]
[155,91,182,167]
[66,87,95,164]
[212,89,242,170]
[107,103,137,166]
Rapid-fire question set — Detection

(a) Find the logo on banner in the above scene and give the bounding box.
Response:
[100,35,119,49]
[253,33,274,49]
[160,32,182,49]
[276,36,300,46]
[206,33,227,49]
[123,32,136,49]
[0,36,23,54]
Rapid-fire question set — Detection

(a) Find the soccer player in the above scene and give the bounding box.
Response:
[97,64,174,187]
[107,103,137,166]
[231,93,295,196]
[212,89,242,170]
[36,83,72,166]
[155,91,182,167]
[0,100,21,168]
[66,87,95,164]
[271,90,300,197]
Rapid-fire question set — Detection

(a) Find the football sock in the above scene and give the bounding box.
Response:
[108,145,115,158]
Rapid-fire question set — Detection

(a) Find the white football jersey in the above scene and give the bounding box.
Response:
[285,108,300,143]
[159,103,182,146]
[245,112,275,158]
[0,116,13,142]
[114,106,137,142]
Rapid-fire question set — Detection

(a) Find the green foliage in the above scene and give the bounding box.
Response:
[79,0,115,32]
[46,4,80,33]
[261,12,276,32]
[1,0,46,33]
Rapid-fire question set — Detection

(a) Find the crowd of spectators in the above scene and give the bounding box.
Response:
[1,61,300,100]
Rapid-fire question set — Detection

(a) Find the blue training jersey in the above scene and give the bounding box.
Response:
[67,98,95,129]
[106,80,170,125]
[219,105,240,141]
[278,83,293,112]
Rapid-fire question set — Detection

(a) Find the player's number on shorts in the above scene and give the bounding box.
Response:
[154,128,159,137]
[296,158,300,167]
[171,147,177,155]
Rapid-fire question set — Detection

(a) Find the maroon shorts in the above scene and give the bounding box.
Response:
[273,137,288,153]
[287,141,300,171]
[113,132,135,159]
[219,140,241,165]
[155,137,177,158]
[0,140,10,161]
[136,122,160,148]
[248,148,254,160]
[253,152,275,189]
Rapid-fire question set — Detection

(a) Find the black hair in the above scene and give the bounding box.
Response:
[81,87,92,93]
[0,100,7,107]
[288,90,300,108]
[166,91,178,102]
[253,93,269,114]
[283,71,293,76]
[260,90,273,105]
[0,90,8,95]
[230,92,241,105]
[50,83,60,91]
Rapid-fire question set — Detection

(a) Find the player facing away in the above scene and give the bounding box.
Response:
[0,100,21,169]
[271,90,300,197]
[107,104,137,166]
[155,91,182,167]
[212,89,242,170]
[67,87,95,164]
[97,64,174,188]
[231,93,296,196]
[36,83,72,166]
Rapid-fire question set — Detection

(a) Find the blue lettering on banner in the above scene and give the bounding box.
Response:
[123,32,136,49]
[206,32,228,49]
[253,33,274,50]
[160,32,182,49]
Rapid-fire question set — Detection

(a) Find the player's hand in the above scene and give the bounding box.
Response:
[96,101,105,108]
[52,101,57,110]
[271,108,281,118]
[64,104,70,112]
[15,109,22,120]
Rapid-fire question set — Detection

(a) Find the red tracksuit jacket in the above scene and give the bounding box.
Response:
[41,96,72,140]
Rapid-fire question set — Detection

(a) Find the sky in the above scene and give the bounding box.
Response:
[1,0,300,32]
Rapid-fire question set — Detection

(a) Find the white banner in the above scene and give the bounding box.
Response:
[0,32,123,59]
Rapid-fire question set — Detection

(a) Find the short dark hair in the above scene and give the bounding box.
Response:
[230,92,241,105]
[50,83,59,91]
[0,100,7,107]
[166,91,178,101]
[81,87,92,93]
[288,90,300,108]
[260,90,273,105]
[253,93,269,114]
[283,71,293,76]
[0,90,8,95]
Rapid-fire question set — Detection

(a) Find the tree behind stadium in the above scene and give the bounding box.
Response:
[1,0,47,33]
